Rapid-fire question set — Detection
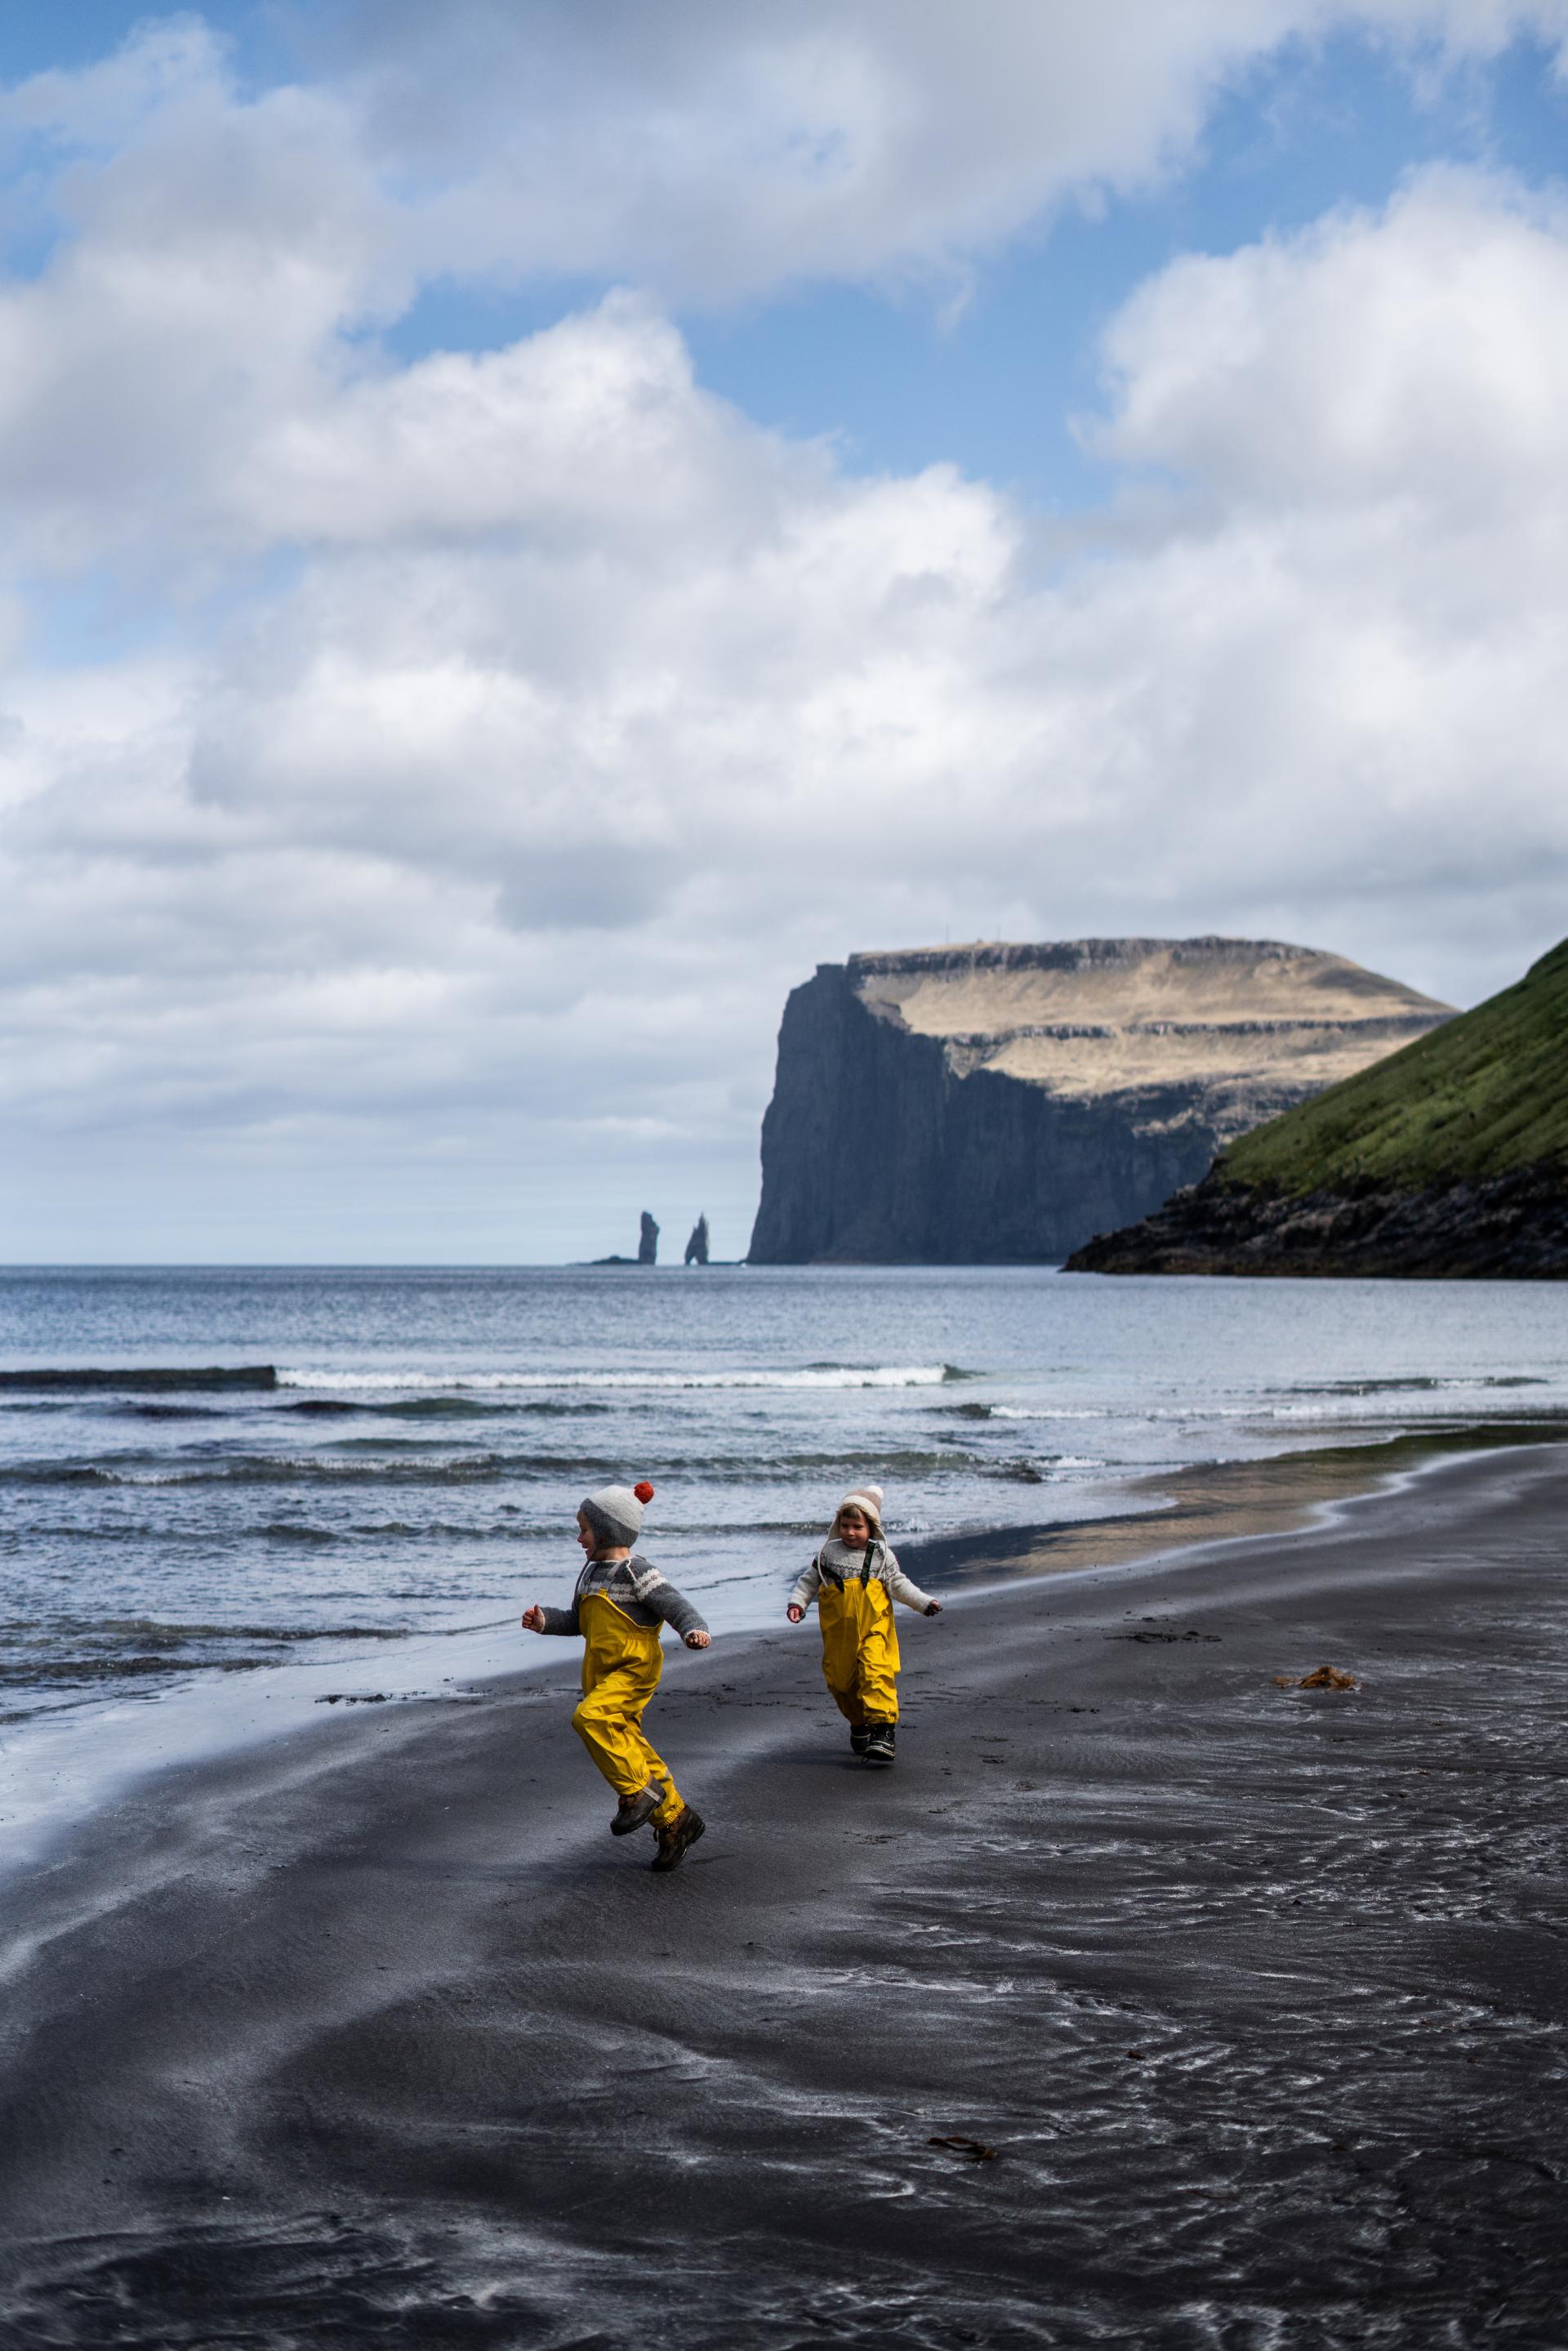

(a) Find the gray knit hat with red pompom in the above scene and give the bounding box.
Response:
[580,1479,656,1546]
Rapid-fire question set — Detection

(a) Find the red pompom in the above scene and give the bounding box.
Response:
[634,1480,655,1505]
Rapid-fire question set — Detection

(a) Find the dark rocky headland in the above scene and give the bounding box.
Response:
[1069,937,1568,1278]
[749,936,1450,1264]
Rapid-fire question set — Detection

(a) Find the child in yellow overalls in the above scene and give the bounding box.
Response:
[786,1485,942,1767]
[523,1480,710,1871]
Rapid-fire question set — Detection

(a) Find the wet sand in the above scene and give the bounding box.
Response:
[2,1442,1566,2349]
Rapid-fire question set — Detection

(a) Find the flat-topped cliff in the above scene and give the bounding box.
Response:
[747,937,1452,1264]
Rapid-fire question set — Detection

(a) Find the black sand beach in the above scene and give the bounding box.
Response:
[2,1444,1566,2349]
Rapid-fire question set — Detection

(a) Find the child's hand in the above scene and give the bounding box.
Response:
[924,1601,943,1616]
[685,1629,710,1649]
[520,1605,546,1632]
[786,1604,804,1623]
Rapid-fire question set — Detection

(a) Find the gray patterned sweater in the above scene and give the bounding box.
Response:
[537,1551,709,1639]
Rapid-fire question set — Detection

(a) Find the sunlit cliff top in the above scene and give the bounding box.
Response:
[842,936,1452,1105]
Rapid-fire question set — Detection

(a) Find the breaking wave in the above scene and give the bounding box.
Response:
[277,1363,965,1393]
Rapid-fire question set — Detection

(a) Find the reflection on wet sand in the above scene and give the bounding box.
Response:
[918,1417,1568,1587]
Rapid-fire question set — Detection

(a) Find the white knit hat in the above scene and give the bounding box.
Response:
[833,1484,884,1533]
[581,1479,655,1545]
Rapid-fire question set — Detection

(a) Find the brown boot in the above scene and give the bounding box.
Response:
[650,1805,706,1872]
[611,1782,663,1836]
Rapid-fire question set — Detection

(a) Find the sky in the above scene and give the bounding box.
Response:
[2,2,1567,1263]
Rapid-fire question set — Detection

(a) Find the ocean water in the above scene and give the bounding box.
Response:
[2,1263,1566,1854]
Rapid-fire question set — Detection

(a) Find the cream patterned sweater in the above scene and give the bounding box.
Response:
[788,1537,936,1615]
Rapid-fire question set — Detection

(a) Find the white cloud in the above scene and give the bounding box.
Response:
[1,291,1037,1160]
[1074,172,1568,899]
[1096,167,1568,509]
[323,0,1568,298]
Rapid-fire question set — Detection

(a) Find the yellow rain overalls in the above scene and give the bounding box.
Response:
[817,1555,901,1725]
[571,1591,686,1828]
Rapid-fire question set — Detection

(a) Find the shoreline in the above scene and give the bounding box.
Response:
[2,1440,1566,2344]
[4,1414,1566,1881]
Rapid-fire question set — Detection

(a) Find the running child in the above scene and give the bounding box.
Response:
[522,1480,710,1871]
[786,1485,942,1766]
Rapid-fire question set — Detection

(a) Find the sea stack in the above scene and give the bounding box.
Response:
[684,1215,710,1266]
[638,1212,659,1265]
[748,938,1452,1265]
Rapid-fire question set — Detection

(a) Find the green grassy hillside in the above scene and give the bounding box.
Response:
[1217,938,1568,1198]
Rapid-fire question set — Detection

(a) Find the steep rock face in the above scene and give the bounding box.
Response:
[748,938,1451,1265]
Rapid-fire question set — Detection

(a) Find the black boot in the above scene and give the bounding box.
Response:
[849,1724,871,1755]
[863,1722,896,1766]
